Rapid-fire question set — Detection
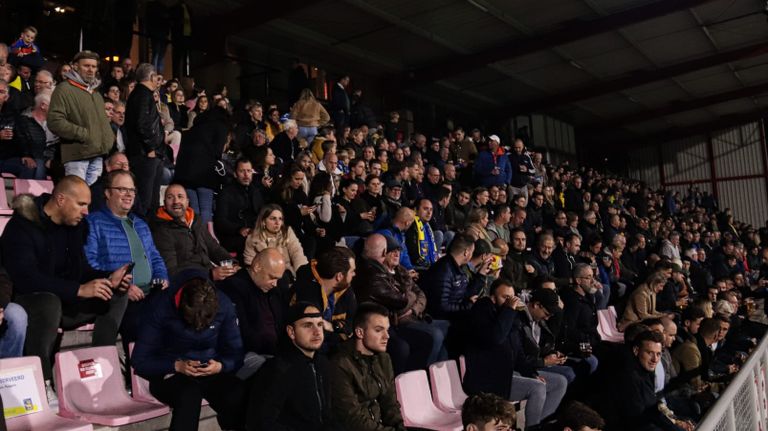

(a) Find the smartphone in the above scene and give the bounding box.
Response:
[125,262,136,274]
[196,361,209,368]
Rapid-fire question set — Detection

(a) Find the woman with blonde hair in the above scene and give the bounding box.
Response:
[242,204,308,277]
[290,88,330,145]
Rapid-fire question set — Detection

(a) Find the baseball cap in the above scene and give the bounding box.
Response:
[385,235,402,253]
[286,302,322,325]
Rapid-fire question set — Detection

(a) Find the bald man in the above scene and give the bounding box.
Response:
[354,233,448,373]
[219,248,289,379]
[2,175,132,385]
[377,206,416,271]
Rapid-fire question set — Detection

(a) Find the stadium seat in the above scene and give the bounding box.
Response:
[0,356,93,431]
[597,306,624,343]
[0,216,11,236]
[13,179,53,197]
[54,346,169,426]
[458,355,466,381]
[395,370,463,431]
[0,187,12,215]
[428,360,467,413]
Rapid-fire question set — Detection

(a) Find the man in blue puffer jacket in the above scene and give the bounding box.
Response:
[85,170,167,343]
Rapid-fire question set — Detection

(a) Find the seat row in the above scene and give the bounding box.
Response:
[2,344,512,431]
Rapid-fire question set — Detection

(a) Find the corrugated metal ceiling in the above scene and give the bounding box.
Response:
[184,0,768,142]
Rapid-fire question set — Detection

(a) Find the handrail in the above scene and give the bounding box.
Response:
[696,330,768,430]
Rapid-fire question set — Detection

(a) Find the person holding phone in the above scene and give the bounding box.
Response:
[132,271,246,431]
[84,170,168,345]
[1,176,133,389]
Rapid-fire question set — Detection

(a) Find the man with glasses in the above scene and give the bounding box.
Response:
[110,101,127,151]
[89,152,145,214]
[2,176,133,397]
[560,263,601,374]
[85,170,167,344]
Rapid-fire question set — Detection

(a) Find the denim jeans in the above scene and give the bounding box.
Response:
[64,157,103,185]
[34,157,46,180]
[297,126,318,146]
[0,157,36,179]
[399,318,450,365]
[0,303,28,358]
[509,371,568,427]
[186,187,215,226]
[236,352,273,380]
[595,283,611,310]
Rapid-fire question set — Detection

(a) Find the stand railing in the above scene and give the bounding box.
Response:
[696,332,768,430]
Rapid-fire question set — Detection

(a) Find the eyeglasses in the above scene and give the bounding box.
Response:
[108,186,137,195]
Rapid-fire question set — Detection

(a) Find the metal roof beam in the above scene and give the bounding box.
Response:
[401,0,717,87]
[581,81,768,132]
[502,41,768,115]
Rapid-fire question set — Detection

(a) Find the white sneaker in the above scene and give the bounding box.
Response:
[45,380,58,408]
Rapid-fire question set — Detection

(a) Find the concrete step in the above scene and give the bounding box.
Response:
[85,405,221,431]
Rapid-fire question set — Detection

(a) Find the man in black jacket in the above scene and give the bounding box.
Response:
[214,158,264,258]
[559,263,600,374]
[125,63,163,213]
[150,184,237,280]
[247,302,336,430]
[219,248,288,379]
[293,246,357,351]
[613,330,684,431]
[1,176,131,383]
[552,233,582,288]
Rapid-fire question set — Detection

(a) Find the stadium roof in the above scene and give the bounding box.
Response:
[190,0,768,144]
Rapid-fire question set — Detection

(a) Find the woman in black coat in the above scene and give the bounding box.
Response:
[174,106,229,226]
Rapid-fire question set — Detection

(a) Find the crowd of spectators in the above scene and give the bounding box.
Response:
[0,24,768,431]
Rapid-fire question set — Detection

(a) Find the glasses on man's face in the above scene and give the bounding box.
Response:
[108,186,137,195]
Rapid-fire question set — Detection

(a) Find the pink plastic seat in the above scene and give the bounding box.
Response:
[597,306,624,343]
[0,216,11,236]
[0,188,12,215]
[127,343,207,406]
[429,360,468,413]
[13,179,53,197]
[395,370,463,431]
[0,356,93,431]
[54,346,169,426]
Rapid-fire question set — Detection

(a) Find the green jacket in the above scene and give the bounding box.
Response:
[47,74,113,163]
[329,340,406,431]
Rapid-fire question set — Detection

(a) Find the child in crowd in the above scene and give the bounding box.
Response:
[10,26,42,64]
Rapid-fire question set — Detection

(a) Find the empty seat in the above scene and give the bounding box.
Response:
[54,346,169,426]
[395,370,463,431]
[13,179,53,197]
[597,306,624,343]
[0,356,93,431]
[429,360,468,413]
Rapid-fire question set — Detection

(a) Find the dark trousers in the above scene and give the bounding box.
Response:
[14,291,129,381]
[149,373,246,431]
[387,325,434,375]
[129,156,163,216]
